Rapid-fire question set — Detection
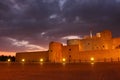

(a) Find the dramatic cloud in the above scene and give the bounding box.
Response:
[0,0,120,54]
[0,37,46,52]
[7,37,46,51]
[61,35,82,40]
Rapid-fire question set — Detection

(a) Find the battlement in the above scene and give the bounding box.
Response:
[83,30,112,39]
[66,30,113,51]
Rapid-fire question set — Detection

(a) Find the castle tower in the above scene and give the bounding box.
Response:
[100,30,112,39]
[49,42,63,63]
[100,30,112,49]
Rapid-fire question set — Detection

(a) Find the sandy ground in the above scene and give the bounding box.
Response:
[0,62,120,80]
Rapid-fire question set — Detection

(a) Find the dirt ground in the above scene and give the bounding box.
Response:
[0,62,120,80]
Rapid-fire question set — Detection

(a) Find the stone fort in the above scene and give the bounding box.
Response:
[16,30,120,63]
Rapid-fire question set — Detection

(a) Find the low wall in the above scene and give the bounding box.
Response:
[16,51,49,62]
[77,49,120,62]
[16,49,120,63]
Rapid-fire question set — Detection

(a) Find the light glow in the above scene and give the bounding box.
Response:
[62,58,66,62]
[40,58,44,62]
[7,59,11,62]
[22,59,25,62]
[90,57,94,61]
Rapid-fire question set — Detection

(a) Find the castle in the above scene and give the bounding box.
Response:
[16,30,120,63]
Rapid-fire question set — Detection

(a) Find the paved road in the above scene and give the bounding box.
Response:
[0,62,120,80]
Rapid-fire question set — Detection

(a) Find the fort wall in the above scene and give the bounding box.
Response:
[15,30,120,63]
[112,38,120,49]
[78,49,120,62]
[62,45,79,62]
[16,51,49,62]
[61,49,120,63]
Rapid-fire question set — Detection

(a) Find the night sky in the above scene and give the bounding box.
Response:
[0,0,120,55]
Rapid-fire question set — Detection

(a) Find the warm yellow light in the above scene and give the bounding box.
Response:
[7,59,11,62]
[22,59,25,62]
[40,58,43,62]
[62,58,66,62]
[90,57,94,61]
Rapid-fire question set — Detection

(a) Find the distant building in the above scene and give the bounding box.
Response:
[16,30,120,63]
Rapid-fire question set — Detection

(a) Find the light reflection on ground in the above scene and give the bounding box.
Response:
[0,62,120,80]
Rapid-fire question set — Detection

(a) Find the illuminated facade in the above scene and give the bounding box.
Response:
[16,30,120,63]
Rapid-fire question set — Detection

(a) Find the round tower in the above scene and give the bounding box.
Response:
[49,42,63,63]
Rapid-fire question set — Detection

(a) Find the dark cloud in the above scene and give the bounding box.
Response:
[0,0,120,52]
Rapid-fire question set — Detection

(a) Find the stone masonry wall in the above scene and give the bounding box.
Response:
[78,49,120,62]
[16,51,49,62]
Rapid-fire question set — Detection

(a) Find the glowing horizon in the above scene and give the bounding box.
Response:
[0,51,16,56]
